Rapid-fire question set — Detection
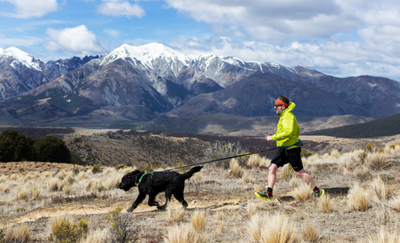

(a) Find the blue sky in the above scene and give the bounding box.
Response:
[2,0,400,81]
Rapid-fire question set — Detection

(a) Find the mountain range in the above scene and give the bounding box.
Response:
[0,43,399,130]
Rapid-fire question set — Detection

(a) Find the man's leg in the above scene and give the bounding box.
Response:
[268,163,278,189]
[294,169,315,189]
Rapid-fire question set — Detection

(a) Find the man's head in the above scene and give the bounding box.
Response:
[274,95,289,116]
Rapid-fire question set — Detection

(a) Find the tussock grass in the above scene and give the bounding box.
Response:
[81,228,108,243]
[15,187,29,200]
[389,195,400,211]
[348,183,370,212]
[241,171,254,184]
[291,183,311,202]
[353,167,371,181]
[248,154,262,167]
[366,153,391,170]
[301,221,320,242]
[319,194,333,213]
[166,205,186,223]
[31,186,41,199]
[4,224,32,243]
[230,158,243,177]
[248,213,298,243]
[366,227,399,243]
[259,157,270,167]
[191,210,207,232]
[369,176,393,201]
[48,178,62,192]
[48,215,68,236]
[164,223,203,243]
[289,176,298,188]
[280,164,293,180]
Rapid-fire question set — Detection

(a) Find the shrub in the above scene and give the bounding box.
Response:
[115,164,128,171]
[0,130,35,162]
[48,219,88,243]
[202,141,249,169]
[34,136,71,163]
[92,165,103,174]
[107,205,137,243]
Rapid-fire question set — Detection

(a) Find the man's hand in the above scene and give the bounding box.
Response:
[266,136,272,141]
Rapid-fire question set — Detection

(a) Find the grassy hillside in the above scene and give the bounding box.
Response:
[304,113,400,138]
[140,113,373,136]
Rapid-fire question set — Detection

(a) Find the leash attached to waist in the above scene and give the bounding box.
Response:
[277,139,303,149]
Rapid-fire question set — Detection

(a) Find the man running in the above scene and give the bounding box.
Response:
[255,95,324,201]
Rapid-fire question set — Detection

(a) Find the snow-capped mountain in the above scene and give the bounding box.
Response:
[0,47,99,99]
[1,43,400,127]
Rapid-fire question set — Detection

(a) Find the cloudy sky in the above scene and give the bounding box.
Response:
[1,0,400,80]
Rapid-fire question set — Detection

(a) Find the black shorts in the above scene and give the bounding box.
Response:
[270,147,303,172]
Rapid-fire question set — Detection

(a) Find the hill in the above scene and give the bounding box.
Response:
[303,113,400,138]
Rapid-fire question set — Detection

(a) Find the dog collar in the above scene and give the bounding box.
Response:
[135,173,153,187]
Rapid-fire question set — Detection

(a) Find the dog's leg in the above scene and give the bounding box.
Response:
[148,192,160,207]
[173,191,188,208]
[127,192,146,212]
[158,189,173,210]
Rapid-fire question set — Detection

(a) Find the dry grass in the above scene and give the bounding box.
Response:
[248,213,298,243]
[280,163,293,180]
[348,183,370,212]
[229,158,243,177]
[319,194,334,213]
[4,224,32,243]
[389,195,400,211]
[164,223,203,243]
[166,205,186,223]
[191,210,207,232]
[291,183,311,202]
[365,227,399,243]
[48,215,68,236]
[369,176,393,201]
[248,154,262,167]
[301,221,321,242]
[365,153,391,170]
[353,167,371,181]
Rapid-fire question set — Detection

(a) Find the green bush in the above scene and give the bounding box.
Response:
[34,136,71,163]
[92,164,103,174]
[0,130,35,162]
[48,219,88,243]
[107,205,137,243]
[115,164,128,171]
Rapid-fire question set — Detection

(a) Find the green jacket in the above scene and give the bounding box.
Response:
[271,102,300,149]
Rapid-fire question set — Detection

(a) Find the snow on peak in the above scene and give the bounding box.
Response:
[0,47,42,71]
[101,43,194,69]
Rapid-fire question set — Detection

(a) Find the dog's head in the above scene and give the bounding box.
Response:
[118,170,142,191]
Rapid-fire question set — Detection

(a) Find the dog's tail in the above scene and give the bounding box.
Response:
[182,166,203,180]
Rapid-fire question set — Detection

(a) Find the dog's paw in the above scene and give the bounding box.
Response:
[127,207,134,212]
[157,206,167,211]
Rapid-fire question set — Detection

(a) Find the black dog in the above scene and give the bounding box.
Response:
[118,166,202,212]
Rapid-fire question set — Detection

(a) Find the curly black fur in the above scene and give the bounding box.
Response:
[118,166,202,212]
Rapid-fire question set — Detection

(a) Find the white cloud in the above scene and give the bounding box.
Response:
[104,28,121,37]
[45,25,107,55]
[0,36,43,46]
[97,0,145,18]
[1,0,58,18]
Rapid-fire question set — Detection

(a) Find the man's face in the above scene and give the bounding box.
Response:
[274,104,286,115]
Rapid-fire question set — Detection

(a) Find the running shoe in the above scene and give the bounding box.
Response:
[255,191,273,201]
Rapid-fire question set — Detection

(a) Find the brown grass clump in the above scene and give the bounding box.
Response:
[248,213,298,243]
[15,187,29,200]
[369,176,393,201]
[81,228,108,243]
[301,221,321,242]
[164,223,203,243]
[280,164,293,180]
[289,176,298,188]
[291,183,311,202]
[353,167,371,181]
[348,183,370,212]
[366,227,399,243]
[230,158,243,177]
[48,178,62,192]
[248,154,262,167]
[4,224,32,243]
[330,149,341,158]
[319,194,333,213]
[241,171,254,184]
[48,215,68,236]
[31,186,41,199]
[389,195,400,211]
[167,205,186,223]
[191,210,207,232]
[365,153,391,170]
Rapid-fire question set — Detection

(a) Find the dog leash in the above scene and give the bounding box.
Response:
[162,139,304,172]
